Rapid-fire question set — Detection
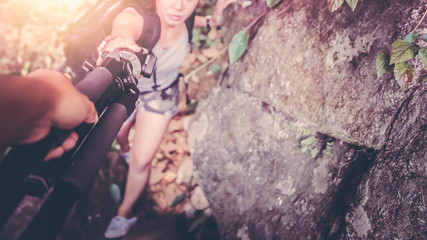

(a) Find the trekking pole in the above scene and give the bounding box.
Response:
[20,94,137,240]
[0,48,156,237]
[0,66,115,228]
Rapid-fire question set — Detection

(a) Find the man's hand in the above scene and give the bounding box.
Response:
[0,69,98,160]
[29,69,98,160]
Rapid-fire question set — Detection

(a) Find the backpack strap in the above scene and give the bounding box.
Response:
[120,4,195,90]
[120,2,194,52]
[120,2,162,89]
[121,2,161,50]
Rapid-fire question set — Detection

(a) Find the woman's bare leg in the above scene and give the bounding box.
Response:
[116,118,135,153]
[117,110,171,217]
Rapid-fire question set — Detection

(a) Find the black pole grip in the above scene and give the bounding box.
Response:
[61,102,128,192]
[18,181,80,240]
[0,67,115,228]
[75,67,114,102]
[21,102,129,240]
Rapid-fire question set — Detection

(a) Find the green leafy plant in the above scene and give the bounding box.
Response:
[171,193,186,207]
[228,30,249,64]
[376,8,427,89]
[225,0,359,65]
[267,0,281,8]
[189,0,427,88]
[300,136,320,158]
[209,63,221,73]
[225,1,293,64]
[376,33,427,88]
[328,0,359,12]
[185,0,293,80]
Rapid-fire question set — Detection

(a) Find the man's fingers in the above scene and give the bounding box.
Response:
[84,100,98,124]
[44,146,64,161]
[69,131,79,141]
[62,132,78,150]
[43,132,79,161]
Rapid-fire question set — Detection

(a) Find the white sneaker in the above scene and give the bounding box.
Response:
[104,215,138,238]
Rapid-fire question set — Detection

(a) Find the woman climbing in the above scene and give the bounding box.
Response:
[98,0,235,238]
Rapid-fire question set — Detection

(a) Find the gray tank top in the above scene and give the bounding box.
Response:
[137,32,188,92]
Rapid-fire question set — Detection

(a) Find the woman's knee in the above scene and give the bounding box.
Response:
[129,149,153,173]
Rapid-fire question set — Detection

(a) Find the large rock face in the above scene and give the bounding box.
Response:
[344,85,426,239]
[188,0,426,239]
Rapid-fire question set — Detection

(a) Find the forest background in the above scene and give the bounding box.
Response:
[0,0,223,239]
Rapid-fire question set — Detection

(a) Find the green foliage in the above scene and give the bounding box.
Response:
[403,33,418,43]
[376,52,392,78]
[323,141,334,157]
[171,193,186,207]
[376,33,426,88]
[228,30,249,64]
[110,183,121,204]
[393,61,413,87]
[192,27,221,50]
[0,0,93,75]
[186,100,199,111]
[328,0,344,12]
[192,28,207,49]
[300,136,319,159]
[227,0,283,65]
[390,39,416,64]
[418,48,427,68]
[345,0,358,11]
[20,61,31,77]
[209,63,221,73]
[328,0,359,12]
[267,0,281,8]
[206,35,221,48]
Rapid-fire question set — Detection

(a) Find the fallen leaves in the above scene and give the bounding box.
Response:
[143,114,211,216]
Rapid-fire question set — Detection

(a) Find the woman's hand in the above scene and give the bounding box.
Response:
[97,35,142,64]
[98,35,141,53]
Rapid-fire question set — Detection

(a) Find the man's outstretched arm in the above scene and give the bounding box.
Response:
[0,69,97,159]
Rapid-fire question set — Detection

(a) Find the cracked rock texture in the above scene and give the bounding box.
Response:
[188,0,426,239]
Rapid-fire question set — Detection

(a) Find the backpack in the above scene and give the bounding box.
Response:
[63,0,195,81]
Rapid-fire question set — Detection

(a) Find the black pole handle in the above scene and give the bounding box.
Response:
[20,101,130,240]
[0,67,114,228]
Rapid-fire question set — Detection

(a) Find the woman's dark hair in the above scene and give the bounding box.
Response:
[121,0,156,13]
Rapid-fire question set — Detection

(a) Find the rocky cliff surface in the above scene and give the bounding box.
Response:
[188,0,426,239]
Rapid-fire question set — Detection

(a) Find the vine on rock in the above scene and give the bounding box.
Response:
[226,0,361,66]
[376,9,427,89]
[189,0,426,90]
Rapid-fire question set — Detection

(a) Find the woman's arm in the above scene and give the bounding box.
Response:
[113,8,144,40]
[99,8,145,54]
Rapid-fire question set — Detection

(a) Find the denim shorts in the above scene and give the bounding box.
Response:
[137,79,179,117]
